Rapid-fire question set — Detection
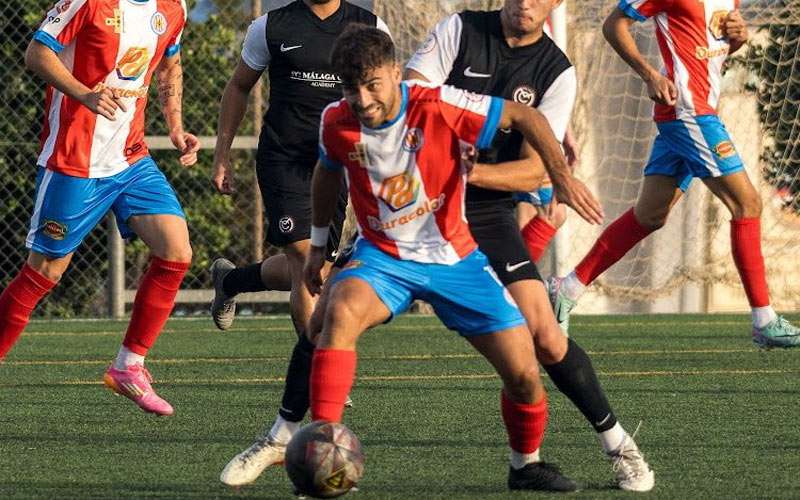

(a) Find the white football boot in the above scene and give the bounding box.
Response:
[220,433,286,486]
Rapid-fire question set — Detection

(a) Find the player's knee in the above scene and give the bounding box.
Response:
[284,243,310,270]
[733,190,762,219]
[533,328,568,365]
[159,243,192,264]
[634,210,668,231]
[502,365,542,402]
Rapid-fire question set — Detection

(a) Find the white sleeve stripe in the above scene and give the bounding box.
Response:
[376,16,392,39]
[241,13,270,72]
[535,67,577,143]
[39,0,90,38]
[439,85,491,116]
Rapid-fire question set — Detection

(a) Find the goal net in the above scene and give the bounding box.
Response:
[375,0,800,314]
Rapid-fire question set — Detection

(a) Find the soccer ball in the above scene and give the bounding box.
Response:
[285,421,364,498]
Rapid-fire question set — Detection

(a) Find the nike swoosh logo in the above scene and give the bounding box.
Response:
[505,260,530,272]
[280,44,302,52]
[595,414,612,427]
[330,250,339,258]
[464,66,491,78]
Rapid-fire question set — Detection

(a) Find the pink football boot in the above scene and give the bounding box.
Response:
[103,364,174,416]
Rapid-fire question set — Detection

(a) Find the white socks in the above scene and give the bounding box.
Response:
[752,306,777,329]
[598,422,628,454]
[510,448,541,470]
[114,346,145,370]
[561,271,587,302]
[269,415,301,445]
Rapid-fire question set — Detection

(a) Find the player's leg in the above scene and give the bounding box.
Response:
[550,173,684,333]
[210,254,291,330]
[472,208,653,491]
[517,184,563,264]
[428,249,576,491]
[703,171,800,347]
[103,157,191,415]
[0,168,113,360]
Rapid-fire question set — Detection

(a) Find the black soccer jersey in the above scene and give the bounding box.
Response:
[241,1,387,166]
[407,10,576,207]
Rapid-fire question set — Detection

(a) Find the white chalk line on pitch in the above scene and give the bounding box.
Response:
[20,320,753,337]
[2,348,763,366]
[3,368,798,387]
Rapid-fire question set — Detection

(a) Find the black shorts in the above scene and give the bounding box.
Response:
[466,202,542,286]
[256,159,347,259]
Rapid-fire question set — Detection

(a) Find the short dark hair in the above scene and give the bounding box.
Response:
[331,24,395,85]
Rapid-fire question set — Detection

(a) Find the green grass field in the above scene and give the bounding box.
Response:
[1,314,798,499]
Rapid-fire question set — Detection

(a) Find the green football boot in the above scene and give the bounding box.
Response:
[752,316,800,349]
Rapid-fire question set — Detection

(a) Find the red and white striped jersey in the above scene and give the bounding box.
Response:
[319,82,504,265]
[33,0,187,178]
[619,0,739,122]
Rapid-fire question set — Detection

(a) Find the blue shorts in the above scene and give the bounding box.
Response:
[331,239,525,336]
[644,115,745,191]
[514,186,554,207]
[26,156,185,257]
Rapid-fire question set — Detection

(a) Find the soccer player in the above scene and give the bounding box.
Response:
[0,0,198,416]
[548,1,800,348]
[211,0,391,486]
[305,23,598,492]
[404,0,655,492]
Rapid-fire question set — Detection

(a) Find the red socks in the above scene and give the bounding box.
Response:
[521,217,557,263]
[730,218,770,307]
[501,392,548,454]
[575,208,654,285]
[310,348,357,422]
[0,264,57,359]
[122,256,189,356]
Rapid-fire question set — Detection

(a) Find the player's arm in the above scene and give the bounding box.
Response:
[724,10,749,54]
[304,162,343,296]
[212,61,263,193]
[467,147,546,192]
[24,40,127,120]
[498,101,603,224]
[602,7,676,106]
[156,52,199,167]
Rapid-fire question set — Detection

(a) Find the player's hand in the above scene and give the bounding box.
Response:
[461,144,477,177]
[211,160,235,195]
[170,131,200,167]
[563,128,580,172]
[80,83,127,121]
[644,72,677,106]
[724,10,749,43]
[551,174,604,225]
[304,246,327,296]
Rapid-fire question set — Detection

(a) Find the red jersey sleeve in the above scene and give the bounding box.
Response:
[165,0,188,57]
[318,101,347,171]
[34,0,95,53]
[436,85,504,149]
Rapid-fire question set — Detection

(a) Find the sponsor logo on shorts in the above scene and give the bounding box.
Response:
[150,12,168,35]
[402,128,424,153]
[714,140,737,159]
[279,216,294,233]
[378,173,420,212]
[513,85,536,107]
[43,220,68,240]
[367,193,446,232]
[116,47,151,81]
[708,10,729,40]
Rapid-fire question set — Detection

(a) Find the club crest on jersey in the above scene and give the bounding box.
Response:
[714,140,737,159]
[402,128,424,153]
[708,10,729,40]
[513,86,537,107]
[105,8,124,33]
[42,220,68,240]
[150,12,168,35]
[116,47,151,81]
[348,143,369,167]
[378,173,420,212]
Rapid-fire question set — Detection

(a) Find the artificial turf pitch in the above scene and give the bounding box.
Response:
[1,314,798,499]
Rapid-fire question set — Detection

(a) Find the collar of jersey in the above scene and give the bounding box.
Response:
[369,82,408,131]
